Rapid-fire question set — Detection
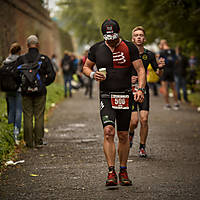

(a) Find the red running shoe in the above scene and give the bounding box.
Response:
[106,171,118,186]
[139,148,147,157]
[119,170,132,186]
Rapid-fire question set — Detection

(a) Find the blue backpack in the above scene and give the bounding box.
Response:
[17,54,44,94]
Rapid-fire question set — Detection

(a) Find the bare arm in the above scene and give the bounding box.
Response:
[83,58,105,81]
[132,59,146,89]
[132,59,146,102]
[83,58,95,77]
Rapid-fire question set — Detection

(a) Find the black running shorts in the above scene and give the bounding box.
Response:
[100,94,132,131]
[160,70,174,82]
[132,89,150,112]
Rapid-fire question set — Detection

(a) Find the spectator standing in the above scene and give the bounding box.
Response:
[174,46,189,103]
[61,51,73,97]
[51,54,59,73]
[71,54,79,75]
[76,58,85,88]
[188,54,198,93]
[16,35,55,148]
[82,50,94,99]
[3,43,22,145]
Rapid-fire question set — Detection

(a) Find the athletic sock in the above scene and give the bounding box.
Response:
[120,166,127,172]
[108,166,115,173]
[140,143,145,149]
[129,131,134,136]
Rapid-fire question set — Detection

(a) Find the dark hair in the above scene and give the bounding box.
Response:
[9,43,21,55]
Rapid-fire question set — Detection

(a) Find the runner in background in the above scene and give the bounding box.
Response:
[129,26,165,157]
[159,39,179,110]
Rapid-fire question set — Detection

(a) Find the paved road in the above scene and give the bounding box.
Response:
[0,83,200,200]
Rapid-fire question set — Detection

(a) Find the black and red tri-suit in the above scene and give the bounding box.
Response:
[88,40,139,92]
[88,39,140,131]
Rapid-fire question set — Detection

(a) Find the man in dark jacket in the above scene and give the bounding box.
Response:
[16,35,55,148]
[174,46,189,102]
[61,51,74,97]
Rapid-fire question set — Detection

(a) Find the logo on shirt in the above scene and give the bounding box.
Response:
[142,54,148,60]
[100,101,104,110]
[113,52,126,64]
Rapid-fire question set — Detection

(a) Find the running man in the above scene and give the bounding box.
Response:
[83,19,146,186]
[129,26,165,157]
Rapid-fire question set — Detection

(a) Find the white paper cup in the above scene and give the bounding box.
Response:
[99,68,106,78]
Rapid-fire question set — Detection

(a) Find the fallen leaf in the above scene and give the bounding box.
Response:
[30,174,39,177]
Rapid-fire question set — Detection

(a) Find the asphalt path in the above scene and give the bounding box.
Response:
[0,83,200,200]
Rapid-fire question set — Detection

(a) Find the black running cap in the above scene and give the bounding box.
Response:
[101,19,120,36]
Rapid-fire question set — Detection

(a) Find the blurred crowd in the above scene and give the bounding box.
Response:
[1,38,199,146]
[147,40,199,105]
[55,49,96,99]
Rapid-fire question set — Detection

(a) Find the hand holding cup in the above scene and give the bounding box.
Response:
[99,68,107,79]
[94,68,106,81]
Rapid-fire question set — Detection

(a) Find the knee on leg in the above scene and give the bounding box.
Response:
[140,117,148,127]
[104,126,115,140]
[130,119,138,130]
[118,131,128,144]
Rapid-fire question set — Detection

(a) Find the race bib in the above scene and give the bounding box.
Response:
[111,94,129,109]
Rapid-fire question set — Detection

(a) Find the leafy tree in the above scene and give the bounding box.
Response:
[58,0,101,44]
[57,0,200,54]
[125,0,200,53]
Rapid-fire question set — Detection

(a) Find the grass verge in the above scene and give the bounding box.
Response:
[0,81,64,171]
[188,92,200,107]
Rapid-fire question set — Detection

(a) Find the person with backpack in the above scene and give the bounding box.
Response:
[16,35,56,148]
[61,50,74,97]
[2,43,22,145]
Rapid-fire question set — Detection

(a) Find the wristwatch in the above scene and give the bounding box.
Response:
[138,88,145,93]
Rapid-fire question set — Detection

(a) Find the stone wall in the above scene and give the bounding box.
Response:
[0,0,73,64]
